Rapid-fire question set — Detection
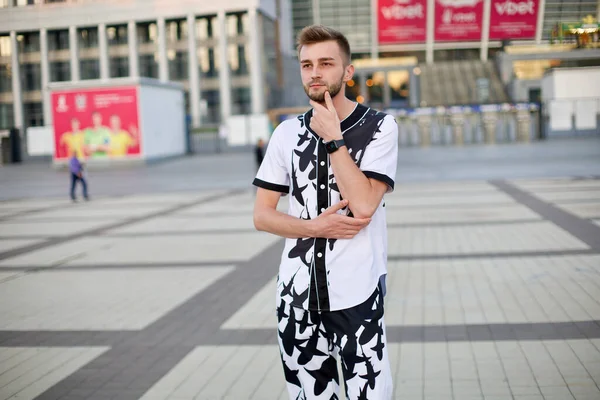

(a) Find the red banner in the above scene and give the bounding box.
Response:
[490,0,539,40]
[378,0,427,44]
[435,0,483,42]
[52,86,141,161]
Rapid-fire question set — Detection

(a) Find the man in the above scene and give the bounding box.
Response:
[84,111,111,158]
[59,118,85,159]
[108,115,138,157]
[69,150,89,202]
[255,138,265,171]
[253,25,398,399]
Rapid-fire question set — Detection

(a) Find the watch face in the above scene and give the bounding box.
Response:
[326,141,336,152]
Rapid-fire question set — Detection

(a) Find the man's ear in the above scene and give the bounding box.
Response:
[344,64,355,83]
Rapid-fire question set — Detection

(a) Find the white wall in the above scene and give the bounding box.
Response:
[0,0,265,31]
[139,84,186,160]
[551,67,600,100]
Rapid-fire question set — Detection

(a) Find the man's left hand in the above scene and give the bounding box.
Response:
[309,91,342,143]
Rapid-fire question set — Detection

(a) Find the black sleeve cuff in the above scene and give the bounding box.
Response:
[363,171,395,191]
[253,178,290,194]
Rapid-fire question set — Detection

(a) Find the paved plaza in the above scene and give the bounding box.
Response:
[0,137,599,399]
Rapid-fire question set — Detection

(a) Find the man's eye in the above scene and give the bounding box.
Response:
[302,64,311,68]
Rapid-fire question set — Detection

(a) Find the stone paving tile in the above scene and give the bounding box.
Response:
[104,214,255,235]
[0,267,234,330]
[0,221,120,238]
[386,204,542,224]
[387,222,589,257]
[553,202,600,219]
[0,240,44,253]
[0,347,109,400]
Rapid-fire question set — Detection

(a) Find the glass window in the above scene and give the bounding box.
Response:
[107,25,128,46]
[232,87,251,115]
[139,54,158,78]
[18,32,40,53]
[80,59,100,80]
[137,22,158,44]
[168,51,188,81]
[227,12,247,37]
[167,19,188,42]
[0,64,11,93]
[78,27,98,49]
[23,102,43,128]
[20,63,41,91]
[0,103,14,130]
[50,61,70,82]
[48,29,69,51]
[0,36,11,57]
[110,57,129,78]
[196,15,218,40]
[198,46,219,78]
[200,89,220,123]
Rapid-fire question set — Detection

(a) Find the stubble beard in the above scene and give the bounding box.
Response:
[304,72,345,104]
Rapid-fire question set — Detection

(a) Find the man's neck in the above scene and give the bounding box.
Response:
[321,95,357,122]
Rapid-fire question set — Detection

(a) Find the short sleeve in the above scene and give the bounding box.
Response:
[252,123,290,194]
[359,114,398,192]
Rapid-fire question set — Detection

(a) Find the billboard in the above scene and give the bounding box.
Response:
[490,0,539,40]
[435,0,484,42]
[378,0,427,44]
[52,86,141,161]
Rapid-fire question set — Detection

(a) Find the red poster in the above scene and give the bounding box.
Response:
[52,86,141,161]
[378,0,427,44]
[435,0,484,42]
[490,0,539,40]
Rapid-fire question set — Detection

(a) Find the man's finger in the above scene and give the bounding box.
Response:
[324,91,335,112]
[310,100,328,114]
[321,199,348,215]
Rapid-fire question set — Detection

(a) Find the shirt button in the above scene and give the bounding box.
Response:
[317,252,322,258]
[320,208,325,212]
[320,161,325,166]
[320,184,325,189]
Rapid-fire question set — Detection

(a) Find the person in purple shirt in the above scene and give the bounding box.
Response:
[69,152,89,202]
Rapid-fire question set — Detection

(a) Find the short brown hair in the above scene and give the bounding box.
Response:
[296,25,351,65]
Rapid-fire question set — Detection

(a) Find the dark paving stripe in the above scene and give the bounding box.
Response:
[0,331,136,347]
[0,190,243,262]
[387,218,542,228]
[492,180,600,251]
[6,320,600,348]
[31,239,284,400]
[387,249,597,262]
[216,320,600,344]
[0,235,51,240]
[100,228,257,237]
[0,260,240,272]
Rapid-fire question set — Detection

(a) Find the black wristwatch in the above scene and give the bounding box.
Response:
[324,138,345,154]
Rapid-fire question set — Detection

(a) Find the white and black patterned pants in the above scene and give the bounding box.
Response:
[276,286,393,400]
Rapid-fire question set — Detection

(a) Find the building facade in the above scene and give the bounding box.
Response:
[291,0,599,61]
[0,0,294,132]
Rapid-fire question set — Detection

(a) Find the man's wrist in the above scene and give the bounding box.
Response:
[303,218,318,238]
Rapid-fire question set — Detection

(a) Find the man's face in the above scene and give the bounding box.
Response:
[110,116,121,130]
[299,41,352,104]
[92,113,102,127]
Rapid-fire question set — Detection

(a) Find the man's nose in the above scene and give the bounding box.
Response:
[311,66,322,78]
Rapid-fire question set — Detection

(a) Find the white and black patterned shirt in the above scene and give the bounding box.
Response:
[253,103,399,312]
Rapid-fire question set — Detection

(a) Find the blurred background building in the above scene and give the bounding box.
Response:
[0,0,599,160]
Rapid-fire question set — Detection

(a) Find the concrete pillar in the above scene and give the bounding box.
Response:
[312,0,320,25]
[40,28,51,126]
[248,8,265,114]
[128,21,139,77]
[187,14,201,127]
[218,10,232,122]
[426,0,434,64]
[69,26,79,81]
[157,17,168,82]
[10,31,23,131]
[98,23,109,79]
[370,0,378,60]
[481,0,491,61]
[535,0,546,44]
